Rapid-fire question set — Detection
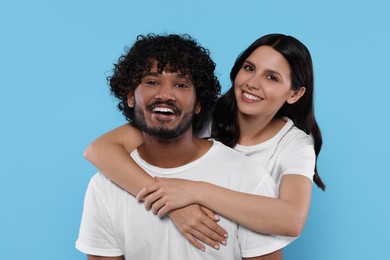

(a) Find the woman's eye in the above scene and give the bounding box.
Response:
[243,65,254,72]
[266,75,278,81]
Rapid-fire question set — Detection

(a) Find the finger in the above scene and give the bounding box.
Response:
[196,220,227,245]
[189,227,221,250]
[202,217,228,239]
[144,192,162,211]
[157,204,169,218]
[200,207,228,239]
[136,184,160,201]
[136,187,150,201]
[157,200,179,217]
[200,206,220,221]
[150,198,166,215]
[182,232,205,251]
[187,208,227,244]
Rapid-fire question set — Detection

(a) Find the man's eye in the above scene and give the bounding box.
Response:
[176,83,188,88]
[145,80,158,85]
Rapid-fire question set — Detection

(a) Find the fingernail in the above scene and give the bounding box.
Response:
[221,240,227,246]
[224,233,228,238]
[214,214,220,220]
[200,247,205,252]
[214,244,220,250]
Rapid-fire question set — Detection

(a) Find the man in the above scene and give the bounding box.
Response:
[76,34,286,259]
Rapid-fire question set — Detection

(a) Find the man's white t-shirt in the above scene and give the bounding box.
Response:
[76,140,292,259]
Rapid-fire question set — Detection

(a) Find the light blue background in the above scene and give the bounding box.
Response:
[1,0,389,259]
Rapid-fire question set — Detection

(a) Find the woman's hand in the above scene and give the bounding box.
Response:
[168,204,228,251]
[136,177,201,217]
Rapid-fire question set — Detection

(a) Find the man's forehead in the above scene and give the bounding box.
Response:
[144,61,192,79]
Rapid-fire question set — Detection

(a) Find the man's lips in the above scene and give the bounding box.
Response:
[152,106,175,114]
[147,101,180,115]
[146,101,181,121]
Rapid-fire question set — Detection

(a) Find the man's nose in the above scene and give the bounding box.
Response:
[155,83,176,101]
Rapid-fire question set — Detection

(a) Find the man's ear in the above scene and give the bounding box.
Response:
[194,101,201,115]
[127,92,135,108]
[287,87,306,104]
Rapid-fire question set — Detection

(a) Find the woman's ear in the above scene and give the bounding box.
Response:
[127,92,135,108]
[287,87,306,104]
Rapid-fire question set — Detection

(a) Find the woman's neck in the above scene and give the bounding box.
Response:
[237,114,287,146]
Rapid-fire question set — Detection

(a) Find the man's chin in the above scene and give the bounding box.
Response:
[133,107,194,140]
[144,127,184,139]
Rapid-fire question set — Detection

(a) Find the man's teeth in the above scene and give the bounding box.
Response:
[243,92,261,101]
[153,107,174,113]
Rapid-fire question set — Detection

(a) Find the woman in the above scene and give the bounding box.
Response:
[84,33,325,252]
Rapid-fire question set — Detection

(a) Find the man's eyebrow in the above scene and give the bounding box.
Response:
[142,72,161,77]
[176,73,191,79]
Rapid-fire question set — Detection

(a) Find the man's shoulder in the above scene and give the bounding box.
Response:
[85,172,131,212]
[88,172,122,195]
[90,172,110,185]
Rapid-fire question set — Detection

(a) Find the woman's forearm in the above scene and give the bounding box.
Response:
[84,124,157,195]
[194,175,312,237]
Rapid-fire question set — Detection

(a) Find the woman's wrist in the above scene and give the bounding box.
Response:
[193,181,209,205]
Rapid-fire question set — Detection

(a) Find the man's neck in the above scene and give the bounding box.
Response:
[137,130,212,168]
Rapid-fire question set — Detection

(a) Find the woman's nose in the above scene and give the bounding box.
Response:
[245,81,260,90]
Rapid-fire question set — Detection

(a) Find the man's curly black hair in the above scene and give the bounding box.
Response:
[108,33,221,132]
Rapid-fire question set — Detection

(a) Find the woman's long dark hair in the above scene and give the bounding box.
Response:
[212,34,326,190]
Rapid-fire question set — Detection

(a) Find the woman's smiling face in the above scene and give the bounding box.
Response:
[234,45,301,118]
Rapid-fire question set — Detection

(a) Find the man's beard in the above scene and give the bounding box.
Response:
[132,102,194,139]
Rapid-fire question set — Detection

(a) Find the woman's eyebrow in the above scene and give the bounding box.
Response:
[264,69,282,76]
[243,60,255,67]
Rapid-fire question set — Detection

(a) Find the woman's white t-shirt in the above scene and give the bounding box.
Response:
[199,117,315,188]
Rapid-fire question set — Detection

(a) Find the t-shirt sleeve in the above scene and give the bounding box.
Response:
[239,227,296,257]
[282,139,316,181]
[75,176,123,257]
[238,172,296,257]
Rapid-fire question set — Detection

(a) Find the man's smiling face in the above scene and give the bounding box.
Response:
[127,61,200,139]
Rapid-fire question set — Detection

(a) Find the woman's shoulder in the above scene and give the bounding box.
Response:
[278,118,314,148]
